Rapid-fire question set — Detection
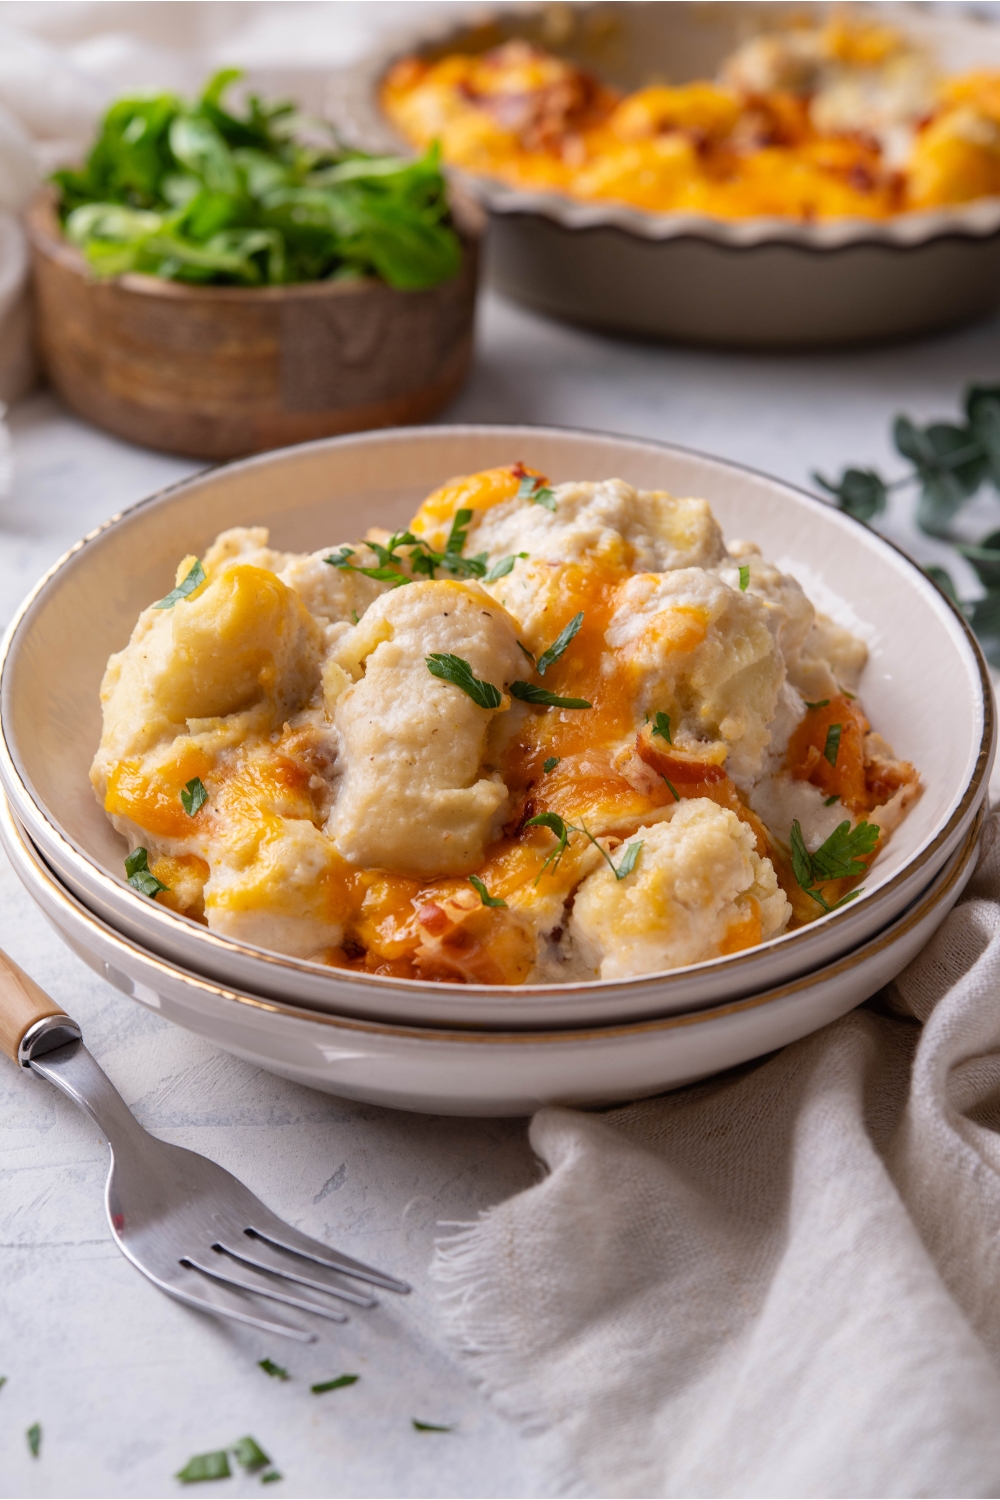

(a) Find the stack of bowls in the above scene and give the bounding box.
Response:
[0,427,992,1115]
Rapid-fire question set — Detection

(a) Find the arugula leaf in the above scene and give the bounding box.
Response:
[412,1421,454,1432]
[426,654,502,710]
[614,841,642,880]
[537,613,583,675]
[125,847,170,898]
[509,682,591,709]
[543,756,560,773]
[53,74,461,291]
[231,1437,270,1473]
[652,711,672,743]
[176,1450,230,1482]
[823,724,842,766]
[468,874,507,908]
[156,558,205,608]
[738,563,750,591]
[27,1423,41,1459]
[484,553,527,583]
[258,1358,289,1380]
[311,1375,359,1394]
[180,777,208,816]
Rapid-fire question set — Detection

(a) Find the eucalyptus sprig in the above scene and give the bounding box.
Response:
[814,382,1000,663]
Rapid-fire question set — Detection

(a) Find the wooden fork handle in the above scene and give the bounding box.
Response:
[0,948,69,1064]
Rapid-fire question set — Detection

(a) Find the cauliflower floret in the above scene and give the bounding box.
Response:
[473,478,726,577]
[570,800,791,980]
[91,562,322,781]
[606,568,784,782]
[203,525,391,626]
[327,579,524,876]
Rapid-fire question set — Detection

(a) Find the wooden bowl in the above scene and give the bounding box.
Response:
[25,191,481,460]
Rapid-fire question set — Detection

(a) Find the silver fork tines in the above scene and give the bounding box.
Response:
[24,1025,410,1342]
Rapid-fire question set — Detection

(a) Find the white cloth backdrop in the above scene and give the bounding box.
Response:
[432,818,1000,1498]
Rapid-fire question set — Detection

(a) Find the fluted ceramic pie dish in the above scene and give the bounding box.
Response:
[0,425,991,1030]
[0,792,982,1114]
[334,1,1000,345]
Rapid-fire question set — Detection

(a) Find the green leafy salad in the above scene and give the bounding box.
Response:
[52,69,462,291]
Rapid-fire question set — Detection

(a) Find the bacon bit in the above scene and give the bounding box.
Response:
[636,725,728,784]
[787,694,871,812]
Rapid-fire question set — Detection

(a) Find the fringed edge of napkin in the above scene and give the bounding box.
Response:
[430,1216,587,1498]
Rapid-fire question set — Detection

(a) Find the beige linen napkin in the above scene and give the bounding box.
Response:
[432,813,1000,1498]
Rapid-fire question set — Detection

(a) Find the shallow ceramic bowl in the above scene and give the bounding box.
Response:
[1,793,982,1114]
[0,425,991,1029]
[26,191,481,461]
[337,2,1000,347]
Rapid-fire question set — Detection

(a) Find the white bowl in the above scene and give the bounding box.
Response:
[0,425,991,1029]
[1,793,982,1115]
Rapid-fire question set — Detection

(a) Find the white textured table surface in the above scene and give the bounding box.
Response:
[3,287,1000,1499]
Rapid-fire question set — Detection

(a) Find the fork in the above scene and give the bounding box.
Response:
[0,948,409,1342]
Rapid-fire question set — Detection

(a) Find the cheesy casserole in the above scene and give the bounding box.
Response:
[92,466,919,985]
[380,19,1000,220]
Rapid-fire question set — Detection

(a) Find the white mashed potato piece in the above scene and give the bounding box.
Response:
[93,466,917,987]
[328,579,524,876]
[571,800,791,980]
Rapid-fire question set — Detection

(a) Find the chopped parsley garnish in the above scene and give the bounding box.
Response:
[652,711,672,743]
[537,612,584,675]
[261,1474,283,1485]
[824,794,840,806]
[738,563,750,591]
[789,818,879,912]
[324,544,409,588]
[525,811,570,882]
[412,1420,454,1432]
[804,699,830,710]
[517,640,536,664]
[484,552,527,582]
[823,723,842,766]
[509,682,591,709]
[446,508,472,555]
[0,1376,7,1391]
[543,756,560,773]
[258,1358,289,1380]
[27,1423,41,1458]
[526,812,641,883]
[311,1374,359,1394]
[614,841,643,879]
[156,558,205,609]
[517,475,557,511]
[468,874,507,908]
[124,847,169,898]
[176,1450,229,1483]
[426,654,502,710]
[180,777,207,816]
[350,609,360,625]
[232,1437,270,1473]
[662,776,680,802]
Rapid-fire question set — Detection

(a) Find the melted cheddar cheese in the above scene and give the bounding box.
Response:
[92,466,920,985]
[380,20,1000,221]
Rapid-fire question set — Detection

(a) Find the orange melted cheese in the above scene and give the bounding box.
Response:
[381,28,1000,221]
